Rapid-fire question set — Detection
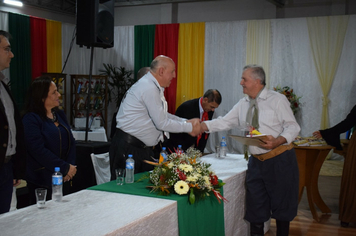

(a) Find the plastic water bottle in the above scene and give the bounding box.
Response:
[125,154,135,183]
[220,136,227,158]
[52,167,63,202]
[160,147,168,162]
[177,145,184,155]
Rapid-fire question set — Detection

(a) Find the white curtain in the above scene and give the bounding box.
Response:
[204,15,356,153]
[270,17,322,138]
[204,21,247,154]
[61,24,135,136]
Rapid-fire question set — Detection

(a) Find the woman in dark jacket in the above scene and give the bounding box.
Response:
[23,76,77,204]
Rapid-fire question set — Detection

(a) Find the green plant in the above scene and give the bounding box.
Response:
[99,64,136,108]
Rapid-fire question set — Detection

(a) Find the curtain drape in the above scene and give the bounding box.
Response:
[154,24,179,113]
[46,20,62,73]
[134,25,155,79]
[246,20,271,87]
[307,16,349,129]
[30,16,47,80]
[204,21,247,154]
[8,13,32,110]
[176,22,205,108]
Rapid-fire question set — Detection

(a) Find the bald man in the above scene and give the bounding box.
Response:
[109,55,200,179]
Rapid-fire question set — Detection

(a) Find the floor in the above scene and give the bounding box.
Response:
[265,176,356,236]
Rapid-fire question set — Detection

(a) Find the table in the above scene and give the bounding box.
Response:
[202,153,249,235]
[0,190,178,236]
[203,153,270,235]
[72,127,108,142]
[294,145,334,222]
[0,153,250,236]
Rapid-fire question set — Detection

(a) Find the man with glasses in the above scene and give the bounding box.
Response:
[0,30,26,214]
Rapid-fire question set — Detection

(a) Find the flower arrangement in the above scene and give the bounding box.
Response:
[273,85,302,114]
[145,147,226,204]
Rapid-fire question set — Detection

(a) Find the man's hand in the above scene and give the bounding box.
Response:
[259,135,287,150]
[13,179,21,187]
[187,118,202,137]
[200,122,209,133]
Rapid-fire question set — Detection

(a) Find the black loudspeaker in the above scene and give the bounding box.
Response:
[76,0,114,48]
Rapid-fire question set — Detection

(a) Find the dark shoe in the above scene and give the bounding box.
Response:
[250,222,264,236]
[341,221,349,227]
[276,220,290,236]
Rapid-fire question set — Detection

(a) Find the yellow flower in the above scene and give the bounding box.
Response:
[174,180,189,195]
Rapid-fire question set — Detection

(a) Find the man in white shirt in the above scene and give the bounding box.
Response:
[109,55,200,179]
[200,65,300,236]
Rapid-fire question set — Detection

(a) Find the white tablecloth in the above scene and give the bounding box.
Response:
[72,127,108,142]
[203,153,270,236]
[0,190,178,236]
[203,153,249,236]
[1,153,268,236]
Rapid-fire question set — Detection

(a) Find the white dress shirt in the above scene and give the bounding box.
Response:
[116,72,192,146]
[205,88,300,155]
[0,73,16,156]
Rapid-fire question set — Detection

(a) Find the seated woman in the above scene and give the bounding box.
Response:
[23,76,77,204]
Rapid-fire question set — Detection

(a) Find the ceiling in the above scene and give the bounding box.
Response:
[20,0,286,16]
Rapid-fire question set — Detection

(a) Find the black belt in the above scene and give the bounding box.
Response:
[116,128,153,149]
[4,155,12,163]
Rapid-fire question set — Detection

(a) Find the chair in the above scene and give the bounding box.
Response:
[90,152,111,185]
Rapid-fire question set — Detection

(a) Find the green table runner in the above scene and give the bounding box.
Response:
[88,172,225,236]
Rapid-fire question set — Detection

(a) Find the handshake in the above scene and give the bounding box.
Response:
[186,118,208,137]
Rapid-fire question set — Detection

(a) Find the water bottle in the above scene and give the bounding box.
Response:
[52,167,63,202]
[125,154,135,183]
[177,145,184,155]
[220,136,227,158]
[160,147,168,162]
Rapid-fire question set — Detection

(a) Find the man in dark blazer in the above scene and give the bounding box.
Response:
[166,89,222,153]
[0,30,26,214]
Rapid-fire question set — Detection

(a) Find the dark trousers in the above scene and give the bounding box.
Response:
[109,129,159,181]
[0,162,14,214]
[245,149,299,223]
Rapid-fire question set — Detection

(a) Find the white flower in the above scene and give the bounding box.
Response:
[174,180,189,195]
[186,175,198,182]
[203,176,210,186]
[179,164,193,172]
[167,162,174,169]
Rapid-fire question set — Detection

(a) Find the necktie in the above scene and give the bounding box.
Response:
[244,98,259,160]
[196,111,209,146]
[246,99,259,130]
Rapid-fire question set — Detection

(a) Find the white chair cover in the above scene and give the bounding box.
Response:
[90,152,110,185]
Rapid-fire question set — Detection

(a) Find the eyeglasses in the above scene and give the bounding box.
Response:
[1,47,12,53]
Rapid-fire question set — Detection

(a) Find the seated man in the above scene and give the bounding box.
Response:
[166,89,222,153]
